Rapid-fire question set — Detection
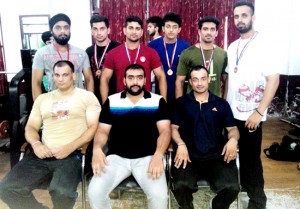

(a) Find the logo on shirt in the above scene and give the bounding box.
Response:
[51,101,71,120]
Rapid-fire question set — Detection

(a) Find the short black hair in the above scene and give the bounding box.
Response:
[125,16,143,28]
[41,31,52,44]
[188,65,208,79]
[162,12,182,27]
[90,15,109,28]
[53,60,75,73]
[198,16,220,30]
[124,64,145,78]
[147,16,163,33]
[233,1,255,15]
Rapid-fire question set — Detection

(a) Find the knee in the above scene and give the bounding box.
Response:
[88,177,110,202]
[172,179,195,191]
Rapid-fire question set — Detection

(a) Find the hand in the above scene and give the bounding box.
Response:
[174,144,191,169]
[50,145,73,159]
[147,153,164,179]
[32,143,53,159]
[92,149,108,176]
[245,111,262,130]
[222,138,238,163]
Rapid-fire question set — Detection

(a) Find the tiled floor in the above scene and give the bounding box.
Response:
[1,118,300,209]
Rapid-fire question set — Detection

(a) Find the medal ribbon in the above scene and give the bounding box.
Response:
[53,43,70,61]
[199,44,215,70]
[236,31,258,66]
[125,43,140,64]
[94,40,111,69]
[163,39,177,70]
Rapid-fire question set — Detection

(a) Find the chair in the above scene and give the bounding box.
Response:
[169,150,241,209]
[19,141,90,209]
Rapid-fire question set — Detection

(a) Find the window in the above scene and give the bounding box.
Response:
[19,15,50,50]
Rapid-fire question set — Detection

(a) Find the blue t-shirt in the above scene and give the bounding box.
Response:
[172,91,236,161]
[148,37,190,102]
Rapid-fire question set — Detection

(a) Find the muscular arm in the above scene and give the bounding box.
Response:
[171,124,191,168]
[31,70,44,101]
[175,75,187,98]
[148,120,171,179]
[100,68,113,105]
[222,126,239,163]
[245,73,280,130]
[92,123,112,176]
[83,67,94,93]
[153,66,167,101]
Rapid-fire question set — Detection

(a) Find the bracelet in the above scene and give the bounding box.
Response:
[177,142,186,146]
[256,109,263,117]
[31,141,41,147]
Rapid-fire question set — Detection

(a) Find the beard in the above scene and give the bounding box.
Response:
[236,21,253,34]
[149,31,155,37]
[53,33,71,45]
[127,85,143,96]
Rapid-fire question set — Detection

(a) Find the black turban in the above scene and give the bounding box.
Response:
[49,13,71,30]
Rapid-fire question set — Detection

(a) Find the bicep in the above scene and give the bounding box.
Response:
[101,68,113,81]
[156,120,171,134]
[32,70,44,83]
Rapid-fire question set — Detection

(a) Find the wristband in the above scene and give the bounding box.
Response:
[256,109,263,117]
[31,141,41,147]
[177,142,186,146]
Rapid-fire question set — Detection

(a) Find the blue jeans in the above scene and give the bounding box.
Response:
[235,119,267,209]
[0,152,82,209]
[171,158,240,209]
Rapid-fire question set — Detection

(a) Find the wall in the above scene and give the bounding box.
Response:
[0,0,92,80]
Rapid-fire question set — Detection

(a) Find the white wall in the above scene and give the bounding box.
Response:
[0,0,92,80]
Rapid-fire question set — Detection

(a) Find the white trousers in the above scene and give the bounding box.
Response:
[88,155,168,209]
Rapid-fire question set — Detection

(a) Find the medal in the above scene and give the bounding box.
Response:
[163,39,177,76]
[235,31,258,73]
[125,43,140,64]
[94,40,110,70]
[234,66,238,73]
[167,69,173,76]
[96,69,102,77]
[199,44,215,70]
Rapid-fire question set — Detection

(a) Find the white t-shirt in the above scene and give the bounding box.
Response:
[226,32,279,121]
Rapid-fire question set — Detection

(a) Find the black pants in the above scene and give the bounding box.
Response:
[171,158,239,209]
[235,119,267,209]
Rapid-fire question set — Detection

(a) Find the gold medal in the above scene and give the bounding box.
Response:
[96,69,102,76]
[167,69,173,76]
[234,66,238,73]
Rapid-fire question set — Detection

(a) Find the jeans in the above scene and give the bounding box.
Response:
[88,155,168,209]
[0,152,82,209]
[235,119,267,209]
[171,158,239,209]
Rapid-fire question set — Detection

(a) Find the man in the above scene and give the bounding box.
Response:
[147,16,163,41]
[100,15,167,104]
[225,2,280,209]
[88,64,171,209]
[86,15,120,103]
[32,13,94,100]
[148,12,190,105]
[0,60,100,209]
[175,16,227,98]
[171,66,240,209]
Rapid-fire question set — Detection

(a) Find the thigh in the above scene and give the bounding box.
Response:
[206,159,239,192]
[89,155,132,194]
[0,153,51,192]
[49,154,82,196]
[131,156,168,194]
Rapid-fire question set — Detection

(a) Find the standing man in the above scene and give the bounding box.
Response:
[147,16,163,41]
[86,15,120,103]
[148,12,190,105]
[226,2,280,209]
[88,64,171,209]
[32,13,94,100]
[100,15,167,104]
[0,60,100,209]
[171,66,240,209]
[175,16,227,98]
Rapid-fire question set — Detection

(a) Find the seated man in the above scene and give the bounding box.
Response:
[171,66,240,209]
[0,60,100,209]
[88,64,171,209]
